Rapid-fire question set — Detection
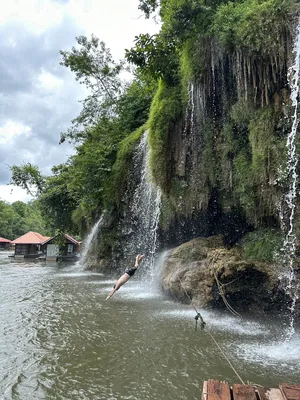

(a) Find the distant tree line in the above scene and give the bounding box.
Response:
[0,200,48,240]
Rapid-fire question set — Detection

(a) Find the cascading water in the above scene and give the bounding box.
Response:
[280,20,300,337]
[77,216,103,269]
[122,131,161,279]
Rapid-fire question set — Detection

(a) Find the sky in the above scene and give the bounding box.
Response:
[0,0,159,203]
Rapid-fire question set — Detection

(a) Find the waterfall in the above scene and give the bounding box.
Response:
[280,20,300,337]
[77,216,103,269]
[122,131,162,279]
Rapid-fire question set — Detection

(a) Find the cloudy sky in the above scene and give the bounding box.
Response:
[0,0,158,203]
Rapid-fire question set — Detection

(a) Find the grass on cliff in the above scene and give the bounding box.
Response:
[104,125,145,207]
[241,228,283,263]
[148,79,182,191]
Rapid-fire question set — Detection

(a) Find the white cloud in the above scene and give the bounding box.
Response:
[37,68,63,91]
[0,120,32,145]
[67,0,159,59]
[0,0,64,34]
[0,184,33,203]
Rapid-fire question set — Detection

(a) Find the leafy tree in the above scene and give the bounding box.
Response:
[125,33,179,83]
[117,78,157,133]
[11,201,27,218]
[138,0,159,18]
[9,163,45,196]
[59,35,125,142]
[39,164,78,234]
[0,200,48,240]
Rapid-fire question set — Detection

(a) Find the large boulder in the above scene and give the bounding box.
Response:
[161,235,283,314]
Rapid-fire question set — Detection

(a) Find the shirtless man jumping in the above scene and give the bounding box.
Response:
[105,254,144,300]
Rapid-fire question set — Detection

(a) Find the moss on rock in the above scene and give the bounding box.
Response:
[148,79,182,191]
[105,125,146,207]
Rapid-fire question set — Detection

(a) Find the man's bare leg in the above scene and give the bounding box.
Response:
[105,273,130,300]
[105,254,144,300]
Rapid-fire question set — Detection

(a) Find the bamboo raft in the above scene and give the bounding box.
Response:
[202,380,300,400]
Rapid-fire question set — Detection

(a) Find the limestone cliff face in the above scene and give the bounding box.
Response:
[94,5,300,286]
[147,14,299,249]
[161,236,291,315]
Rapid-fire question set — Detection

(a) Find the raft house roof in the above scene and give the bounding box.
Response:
[0,237,11,243]
[42,233,80,245]
[11,231,50,245]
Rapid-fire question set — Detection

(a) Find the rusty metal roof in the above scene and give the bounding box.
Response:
[12,231,50,245]
[0,237,11,243]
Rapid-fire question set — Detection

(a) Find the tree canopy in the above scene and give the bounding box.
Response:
[0,200,48,240]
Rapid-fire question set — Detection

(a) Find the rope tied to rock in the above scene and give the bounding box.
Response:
[210,251,241,317]
[214,272,240,316]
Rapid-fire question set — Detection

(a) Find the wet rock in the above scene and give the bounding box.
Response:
[161,235,282,314]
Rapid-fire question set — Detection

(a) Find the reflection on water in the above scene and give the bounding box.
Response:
[0,252,299,399]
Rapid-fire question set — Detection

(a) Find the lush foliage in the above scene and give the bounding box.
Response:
[241,229,283,263]
[0,200,48,240]
[213,0,296,54]
[125,33,179,83]
[106,125,145,206]
[60,35,124,141]
[138,0,159,18]
[148,80,182,189]
[10,163,45,196]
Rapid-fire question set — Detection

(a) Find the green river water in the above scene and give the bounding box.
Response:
[0,251,299,399]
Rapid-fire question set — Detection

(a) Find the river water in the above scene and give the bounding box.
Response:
[0,252,299,400]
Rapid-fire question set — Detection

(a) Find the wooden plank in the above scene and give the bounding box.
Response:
[232,384,256,400]
[257,387,270,400]
[207,379,232,400]
[202,381,208,400]
[265,388,285,400]
[280,384,300,400]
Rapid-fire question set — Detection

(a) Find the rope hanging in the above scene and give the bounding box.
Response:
[176,271,245,385]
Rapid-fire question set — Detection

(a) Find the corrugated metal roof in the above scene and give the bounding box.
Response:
[42,233,80,245]
[0,237,11,243]
[64,234,80,244]
[12,231,50,245]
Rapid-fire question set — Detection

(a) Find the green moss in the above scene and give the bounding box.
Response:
[99,226,118,257]
[159,193,177,231]
[180,43,193,105]
[180,38,208,88]
[230,100,256,129]
[71,202,90,236]
[241,229,283,263]
[148,79,182,190]
[233,150,256,222]
[249,107,284,185]
[218,101,287,226]
[104,124,146,206]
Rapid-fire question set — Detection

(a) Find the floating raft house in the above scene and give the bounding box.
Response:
[202,380,300,400]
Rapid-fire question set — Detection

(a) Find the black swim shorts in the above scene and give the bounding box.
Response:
[125,267,137,277]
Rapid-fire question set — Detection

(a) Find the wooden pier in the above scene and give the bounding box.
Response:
[202,380,300,400]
